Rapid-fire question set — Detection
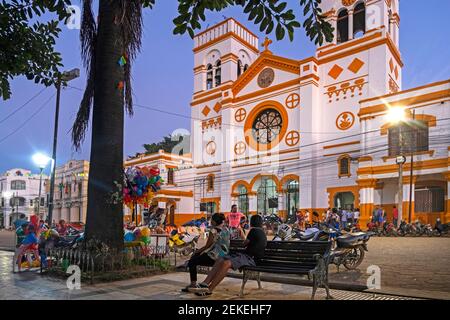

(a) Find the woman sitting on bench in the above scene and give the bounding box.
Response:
[181,213,232,293]
[192,214,267,296]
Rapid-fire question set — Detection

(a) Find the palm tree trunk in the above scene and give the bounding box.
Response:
[85,0,124,249]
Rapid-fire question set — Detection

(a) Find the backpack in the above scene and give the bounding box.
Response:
[206,227,230,260]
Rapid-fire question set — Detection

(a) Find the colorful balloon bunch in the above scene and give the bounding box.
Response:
[124,226,151,245]
[123,166,163,208]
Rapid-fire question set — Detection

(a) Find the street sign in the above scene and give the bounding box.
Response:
[396,155,406,165]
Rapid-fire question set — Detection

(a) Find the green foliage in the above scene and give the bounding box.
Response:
[130,134,188,158]
[0,0,71,100]
[173,0,333,44]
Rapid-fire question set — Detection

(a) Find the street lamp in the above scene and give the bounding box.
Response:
[32,153,51,219]
[47,68,80,227]
[388,106,407,228]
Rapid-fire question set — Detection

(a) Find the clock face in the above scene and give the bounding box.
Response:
[257,68,275,88]
[252,108,283,144]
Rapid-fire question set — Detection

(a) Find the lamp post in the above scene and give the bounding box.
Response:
[388,107,407,228]
[32,153,51,219]
[47,68,80,226]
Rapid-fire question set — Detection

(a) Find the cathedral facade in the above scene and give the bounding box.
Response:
[127,0,450,227]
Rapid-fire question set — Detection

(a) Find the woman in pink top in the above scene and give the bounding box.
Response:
[227,205,245,240]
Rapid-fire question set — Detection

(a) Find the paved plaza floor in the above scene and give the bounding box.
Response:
[1,230,449,300]
[0,251,419,300]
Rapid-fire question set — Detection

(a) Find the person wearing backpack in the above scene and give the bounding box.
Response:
[181,213,230,293]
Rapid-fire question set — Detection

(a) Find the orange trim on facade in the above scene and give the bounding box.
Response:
[191,93,222,107]
[318,32,383,58]
[326,185,361,209]
[280,174,299,189]
[382,150,435,162]
[360,79,450,104]
[359,90,450,117]
[231,180,252,194]
[193,32,259,54]
[323,140,360,150]
[158,190,193,198]
[318,36,403,67]
[232,53,301,96]
[380,114,437,135]
[250,174,282,192]
[357,158,450,176]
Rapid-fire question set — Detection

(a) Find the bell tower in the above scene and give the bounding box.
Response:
[317,0,402,96]
[192,18,259,94]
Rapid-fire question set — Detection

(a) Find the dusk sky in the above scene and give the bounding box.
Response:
[1,0,450,175]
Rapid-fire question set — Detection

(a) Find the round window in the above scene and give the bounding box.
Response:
[251,108,283,144]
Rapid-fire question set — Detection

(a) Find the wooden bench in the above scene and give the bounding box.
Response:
[229,240,333,300]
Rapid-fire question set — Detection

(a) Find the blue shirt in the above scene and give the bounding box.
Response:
[14,219,28,229]
[22,232,38,245]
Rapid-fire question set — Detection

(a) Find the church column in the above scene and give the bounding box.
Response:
[248,192,257,215]
[278,189,285,221]
[357,179,377,229]
[348,10,354,41]
[402,176,417,223]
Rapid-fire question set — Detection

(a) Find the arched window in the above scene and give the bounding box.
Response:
[353,2,366,38]
[237,60,243,77]
[338,155,351,177]
[286,180,299,223]
[337,9,349,44]
[206,64,213,90]
[256,177,278,216]
[214,60,221,87]
[11,180,26,190]
[237,185,249,215]
[207,174,214,191]
[167,168,174,185]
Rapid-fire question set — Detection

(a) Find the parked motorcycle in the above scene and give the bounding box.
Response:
[434,218,450,236]
[263,214,283,233]
[381,221,397,237]
[168,229,199,256]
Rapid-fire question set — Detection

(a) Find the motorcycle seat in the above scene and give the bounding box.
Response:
[337,233,368,246]
[298,233,315,241]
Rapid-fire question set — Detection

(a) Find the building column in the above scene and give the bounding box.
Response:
[278,191,286,221]
[249,192,257,215]
[402,176,417,223]
[348,10,354,41]
[357,179,377,229]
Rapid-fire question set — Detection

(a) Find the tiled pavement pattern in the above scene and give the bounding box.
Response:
[0,251,419,300]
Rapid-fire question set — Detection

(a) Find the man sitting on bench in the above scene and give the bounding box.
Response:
[191,214,267,296]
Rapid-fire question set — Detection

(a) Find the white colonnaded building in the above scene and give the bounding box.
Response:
[0,168,48,228]
[125,0,450,227]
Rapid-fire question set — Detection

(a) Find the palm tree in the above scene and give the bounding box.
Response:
[72,0,145,249]
[72,0,331,249]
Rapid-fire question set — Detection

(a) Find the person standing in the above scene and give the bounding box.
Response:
[392,206,399,227]
[354,208,360,224]
[227,205,246,240]
[341,209,348,229]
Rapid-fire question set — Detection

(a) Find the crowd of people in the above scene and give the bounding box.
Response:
[293,207,361,231]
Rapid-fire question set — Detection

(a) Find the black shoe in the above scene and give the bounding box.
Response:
[195,291,212,297]
[181,284,199,293]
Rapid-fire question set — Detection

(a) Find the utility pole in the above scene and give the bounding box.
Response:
[396,123,406,228]
[408,109,416,223]
[47,69,79,226]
